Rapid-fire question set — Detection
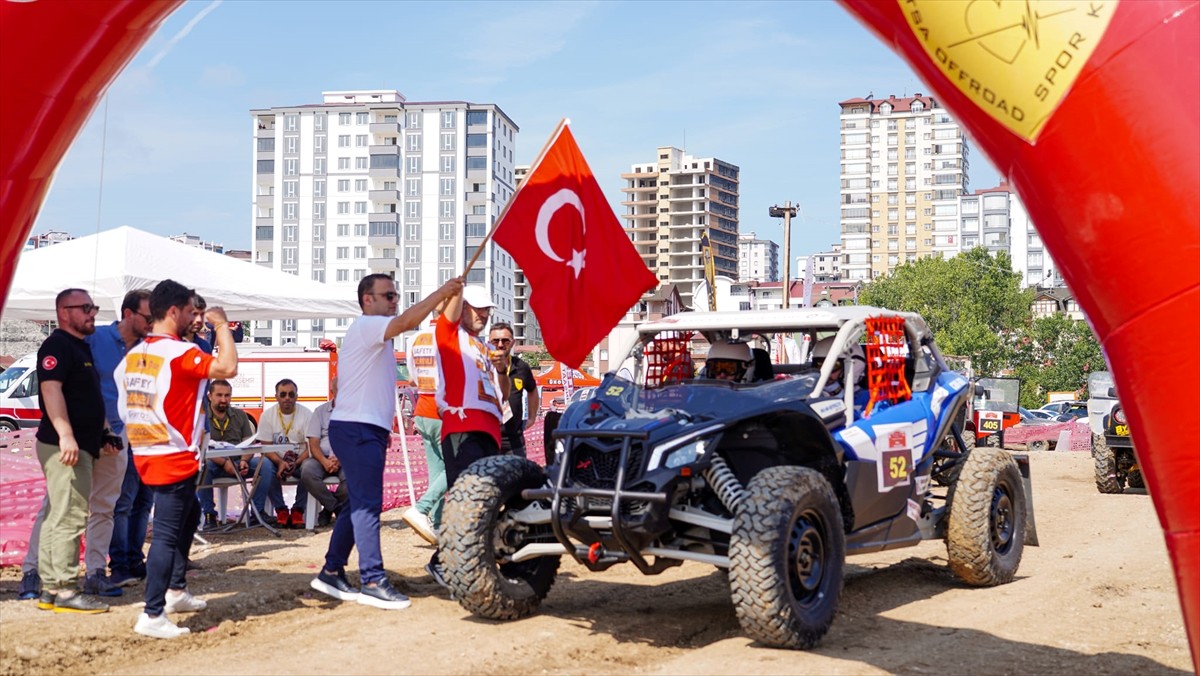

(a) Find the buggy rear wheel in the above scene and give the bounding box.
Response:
[1091,433,1124,494]
[946,448,1026,586]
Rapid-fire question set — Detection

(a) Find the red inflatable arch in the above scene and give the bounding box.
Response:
[0,0,1196,666]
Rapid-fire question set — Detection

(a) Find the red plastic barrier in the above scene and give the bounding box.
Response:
[840,0,1200,666]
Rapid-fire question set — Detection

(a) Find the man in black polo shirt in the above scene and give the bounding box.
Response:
[35,288,118,613]
[488,322,538,459]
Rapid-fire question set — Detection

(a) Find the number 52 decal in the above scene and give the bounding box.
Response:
[879,448,912,490]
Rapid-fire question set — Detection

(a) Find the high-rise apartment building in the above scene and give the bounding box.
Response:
[838,94,969,281]
[621,147,739,308]
[250,90,518,347]
[737,232,779,282]
[959,182,1063,288]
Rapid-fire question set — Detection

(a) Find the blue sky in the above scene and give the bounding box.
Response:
[34,0,1000,262]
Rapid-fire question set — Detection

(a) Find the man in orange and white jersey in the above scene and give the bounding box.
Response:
[399,304,445,545]
[116,279,238,639]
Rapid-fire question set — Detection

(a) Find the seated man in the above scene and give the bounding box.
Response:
[302,377,347,528]
[197,379,256,530]
[811,337,868,407]
[254,379,313,528]
[703,341,756,382]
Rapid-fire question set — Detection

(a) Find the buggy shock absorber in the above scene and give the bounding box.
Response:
[704,455,746,514]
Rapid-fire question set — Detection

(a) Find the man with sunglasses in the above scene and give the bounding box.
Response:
[255,379,313,528]
[29,289,121,614]
[19,289,152,602]
[488,322,538,459]
[309,273,462,610]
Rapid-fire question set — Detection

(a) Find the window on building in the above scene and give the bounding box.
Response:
[336,224,349,237]
[440,201,454,218]
[338,135,350,147]
[339,113,351,125]
[356,112,368,125]
[283,203,297,220]
[338,157,351,170]
[441,178,455,196]
[356,134,368,147]
[441,111,455,129]
[313,224,325,241]
[407,112,420,128]
[355,179,367,191]
[440,223,454,240]
[406,246,420,263]
[312,269,325,283]
[354,246,366,259]
[336,246,349,259]
[466,133,486,148]
[313,203,325,219]
[284,159,297,176]
[407,156,421,173]
[356,157,368,170]
[314,179,325,197]
[354,223,366,236]
[406,202,420,218]
[337,201,350,214]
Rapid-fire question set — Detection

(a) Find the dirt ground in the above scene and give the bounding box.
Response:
[0,450,1192,675]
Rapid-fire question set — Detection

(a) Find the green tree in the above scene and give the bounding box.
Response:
[858,248,1033,376]
[520,346,551,370]
[1010,314,1105,407]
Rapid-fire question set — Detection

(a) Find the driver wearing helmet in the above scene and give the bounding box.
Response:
[811,336,868,403]
[703,341,754,382]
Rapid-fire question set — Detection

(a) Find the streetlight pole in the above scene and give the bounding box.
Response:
[769,202,798,309]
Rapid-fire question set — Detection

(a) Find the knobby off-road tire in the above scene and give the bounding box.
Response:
[1091,433,1124,494]
[1028,440,1049,453]
[946,447,1025,586]
[729,466,845,650]
[441,455,560,620]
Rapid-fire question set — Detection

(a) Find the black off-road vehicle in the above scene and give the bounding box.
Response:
[1087,371,1142,492]
[440,307,1037,649]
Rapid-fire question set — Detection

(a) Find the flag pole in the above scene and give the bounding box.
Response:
[462,117,570,275]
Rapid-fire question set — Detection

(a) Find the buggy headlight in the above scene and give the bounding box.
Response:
[664,439,707,469]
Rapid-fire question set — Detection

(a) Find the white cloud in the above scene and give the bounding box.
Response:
[462,1,599,74]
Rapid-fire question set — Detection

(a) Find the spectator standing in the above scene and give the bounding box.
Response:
[488,322,538,459]
[255,379,313,528]
[302,376,348,528]
[425,285,509,588]
[117,279,238,638]
[18,290,151,602]
[30,288,118,613]
[309,273,461,610]
[399,311,442,545]
[196,379,256,529]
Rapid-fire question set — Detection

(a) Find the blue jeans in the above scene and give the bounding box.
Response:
[144,474,200,617]
[253,456,306,515]
[323,421,388,585]
[110,451,153,575]
[413,416,446,528]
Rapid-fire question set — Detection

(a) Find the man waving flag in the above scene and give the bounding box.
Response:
[491,120,657,368]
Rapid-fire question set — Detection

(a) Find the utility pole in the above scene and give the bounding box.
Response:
[769,202,798,309]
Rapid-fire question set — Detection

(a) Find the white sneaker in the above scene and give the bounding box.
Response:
[134,612,190,639]
[164,589,207,613]
[401,507,437,545]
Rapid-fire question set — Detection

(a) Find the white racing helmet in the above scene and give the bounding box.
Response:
[812,336,866,384]
[704,341,754,381]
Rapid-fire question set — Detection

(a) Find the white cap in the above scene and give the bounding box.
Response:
[462,285,495,309]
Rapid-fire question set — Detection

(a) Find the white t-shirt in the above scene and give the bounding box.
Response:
[256,403,313,445]
[331,314,395,430]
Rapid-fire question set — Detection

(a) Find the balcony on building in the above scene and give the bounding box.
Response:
[255,218,274,231]
[368,257,398,271]
[369,188,401,203]
[367,216,399,246]
[368,146,401,178]
[256,191,274,208]
[370,121,401,135]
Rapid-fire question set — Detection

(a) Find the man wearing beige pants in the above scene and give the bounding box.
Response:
[19,290,151,601]
[29,288,119,613]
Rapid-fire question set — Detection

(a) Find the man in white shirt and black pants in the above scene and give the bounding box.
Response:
[309,273,461,610]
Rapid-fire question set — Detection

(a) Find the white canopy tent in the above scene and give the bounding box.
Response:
[2,226,361,321]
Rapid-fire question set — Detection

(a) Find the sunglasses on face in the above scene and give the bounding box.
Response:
[372,291,399,302]
[708,360,742,378]
[277,391,298,399]
[489,338,512,346]
[63,303,99,314]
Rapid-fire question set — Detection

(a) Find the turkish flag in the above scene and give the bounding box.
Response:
[492,121,658,369]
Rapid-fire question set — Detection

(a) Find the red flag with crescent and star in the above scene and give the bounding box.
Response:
[492,120,658,369]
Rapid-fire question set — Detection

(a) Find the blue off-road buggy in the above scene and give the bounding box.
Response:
[440,307,1037,649]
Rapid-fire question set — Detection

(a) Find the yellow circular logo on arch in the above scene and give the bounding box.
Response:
[898,0,1117,141]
